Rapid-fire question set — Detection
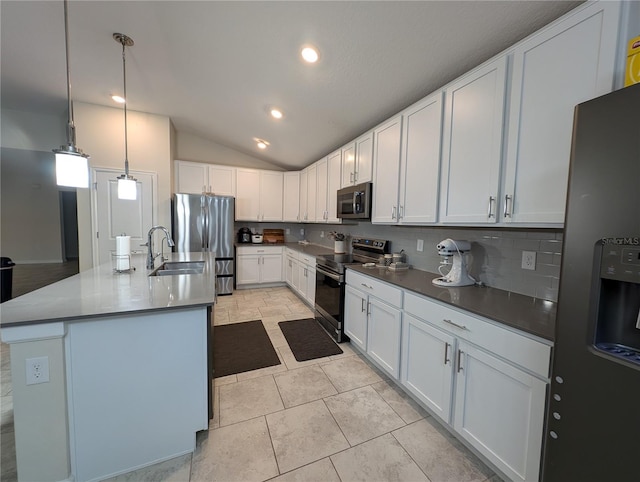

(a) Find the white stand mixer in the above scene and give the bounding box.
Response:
[432,239,476,287]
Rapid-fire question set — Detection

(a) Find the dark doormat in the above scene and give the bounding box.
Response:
[213,320,280,378]
[279,318,343,362]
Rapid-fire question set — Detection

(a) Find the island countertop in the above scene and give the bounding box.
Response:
[0,252,217,328]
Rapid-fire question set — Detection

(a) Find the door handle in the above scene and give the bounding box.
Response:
[391,206,397,220]
[444,342,451,365]
[457,349,464,373]
[361,298,366,312]
[443,319,468,331]
[487,196,496,218]
[504,194,512,218]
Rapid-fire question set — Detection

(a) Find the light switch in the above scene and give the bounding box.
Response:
[417,239,424,252]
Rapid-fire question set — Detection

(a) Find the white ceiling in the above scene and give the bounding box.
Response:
[1,1,583,170]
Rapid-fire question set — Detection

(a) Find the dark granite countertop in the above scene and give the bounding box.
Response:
[347,264,556,342]
[283,242,335,257]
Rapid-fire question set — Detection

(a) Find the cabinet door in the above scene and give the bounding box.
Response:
[502,2,620,224]
[208,165,236,196]
[355,132,374,184]
[400,92,443,224]
[175,161,207,194]
[299,169,309,222]
[236,255,260,285]
[305,265,316,305]
[260,171,283,222]
[453,341,547,482]
[341,142,356,187]
[366,297,402,378]
[344,285,368,351]
[315,158,328,222]
[326,150,342,223]
[306,164,317,223]
[285,255,294,286]
[297,263,310,298]
[440,56,507,224]
[372,116,402,224]
[235,168,261,221]
[291,258,301,292]
[261,254,283,283]
[401,313,455,423]
[283,172,300,222]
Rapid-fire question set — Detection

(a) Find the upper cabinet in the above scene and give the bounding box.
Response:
[371,116,403,224]
[235,168,283,221]
[326,149,342,223]
[175,160,236,196]
[439,56,507,224]
[283,172,301,222]
[315,157,328,222]
[501,1,621,224]
[341,132,374,188]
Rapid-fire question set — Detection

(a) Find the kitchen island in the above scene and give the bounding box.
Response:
[0,252,216,482]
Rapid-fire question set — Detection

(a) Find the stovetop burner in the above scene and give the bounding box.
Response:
[316,238,390,275]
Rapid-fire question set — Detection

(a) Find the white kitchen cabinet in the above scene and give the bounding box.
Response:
[439,56,507,224]
[454,341,547,482]
[341,133,374,188]
[295,251,316,305]
[326,149,342,223]
[283,172,301,222]
[345,270,403,378]
[502,1,621,224]
[371,116,403,224]
[236,246,283,286]
[235,168,283,221]
[285,249,301,292]
[399,92,443,224]
[306,164,317,223]
[401,313,455,423]
[299,169,309,222]
[315,157,328,222]
[174,161,236,196]
[344,285,368,351]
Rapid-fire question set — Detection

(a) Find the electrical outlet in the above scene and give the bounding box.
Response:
[417,239,424,252]
[522,251,537,270]
[26,356,50,385]
[300,228,305,236]
[320,231,324,238]
[285,228,290,235]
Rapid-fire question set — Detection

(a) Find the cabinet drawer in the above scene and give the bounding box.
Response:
[237,246,284,256]
[404,292,550,378]
[285,248,299,262]
[346,270,402,308]
[298,253,315,266]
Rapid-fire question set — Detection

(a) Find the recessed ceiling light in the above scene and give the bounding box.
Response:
[270,108,283,119]
[301,46,319,63]
[111,95,125,104]
[254,138,270,150]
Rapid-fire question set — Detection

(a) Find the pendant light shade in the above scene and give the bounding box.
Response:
[114,33,138,200]
[54,0,90,188]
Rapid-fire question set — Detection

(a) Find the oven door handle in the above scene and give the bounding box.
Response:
[316,265,342,282]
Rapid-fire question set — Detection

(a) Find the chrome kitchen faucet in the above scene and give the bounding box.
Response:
[143,225,175,269]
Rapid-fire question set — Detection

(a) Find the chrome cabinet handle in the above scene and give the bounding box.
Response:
[361,283,373,290]
[444,342,451,365]
[487,196,496,218]
[354,171,358,182]
[457,350,464,373]
[361,298,366,312]
[391,206,397,220]
[366,302,371,316]
[399,205,404,219]
[350,172,354,183]
[504,194,512,218]
[443,318,468,331]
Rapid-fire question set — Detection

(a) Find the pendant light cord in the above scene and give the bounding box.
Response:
[121,39,129,177]
[63,0,76,146]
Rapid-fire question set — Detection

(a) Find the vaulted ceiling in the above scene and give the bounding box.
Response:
[1,1,582,170]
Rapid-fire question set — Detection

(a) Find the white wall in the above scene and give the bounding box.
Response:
[74,102,172,271]
[175,131,284,171]
[1,108,66,152]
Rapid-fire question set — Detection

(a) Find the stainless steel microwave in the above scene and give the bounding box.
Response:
[337,182,372,219]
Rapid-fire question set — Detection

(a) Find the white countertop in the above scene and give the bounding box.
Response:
[0,252,217,328]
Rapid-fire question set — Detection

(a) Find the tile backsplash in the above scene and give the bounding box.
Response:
[236,222,563,302]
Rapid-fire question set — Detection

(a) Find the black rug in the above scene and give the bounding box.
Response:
[279,318,343,362]
[213,320,280,378]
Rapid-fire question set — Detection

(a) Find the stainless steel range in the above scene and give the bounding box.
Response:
[315,238,390,342]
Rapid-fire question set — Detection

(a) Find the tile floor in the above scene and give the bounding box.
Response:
[0,286,505,482]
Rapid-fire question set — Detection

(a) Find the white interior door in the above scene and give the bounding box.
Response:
[92,169,156,267]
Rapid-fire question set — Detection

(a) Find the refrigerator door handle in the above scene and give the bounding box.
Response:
[202,199,208,250]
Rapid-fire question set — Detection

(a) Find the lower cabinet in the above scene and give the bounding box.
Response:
[236,246,283,286]
[284,248,316,305]
[346,270,551,482]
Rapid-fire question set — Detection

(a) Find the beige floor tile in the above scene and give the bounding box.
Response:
[210,386,220,429]
[219,376,284,426]
[213,374,237,387]
[328,342,357,360]
[191,417,278,482]
[320,356,383,392]
[228,309,262,323]
[392,418,493,482]
[266,327,289,349]
[274,365,338,408]
[277,346,332,370]
[1,370,12,397]
[102,453,192,482]
[269,458,340,482]
[324,385,405,446]
[1,396,14,434]
[330,433,429,482]
[371,380,428,424]
[266,400,349,474]
[259,306,292,318]
[0,428,16,482]
[212,311,230,325]
[261,316,288,330]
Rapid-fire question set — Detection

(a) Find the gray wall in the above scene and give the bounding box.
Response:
[238,221,562,302]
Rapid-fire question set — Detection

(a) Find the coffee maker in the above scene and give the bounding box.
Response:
[237,227,252,243]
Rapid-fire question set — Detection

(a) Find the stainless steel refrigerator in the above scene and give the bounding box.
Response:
[542,83,640,480]
[172,193,235,295]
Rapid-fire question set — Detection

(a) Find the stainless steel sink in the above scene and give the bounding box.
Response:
[149,261,205,276]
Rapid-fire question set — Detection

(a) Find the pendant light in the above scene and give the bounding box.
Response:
[53,0,90,188]
[113,33,137,200]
